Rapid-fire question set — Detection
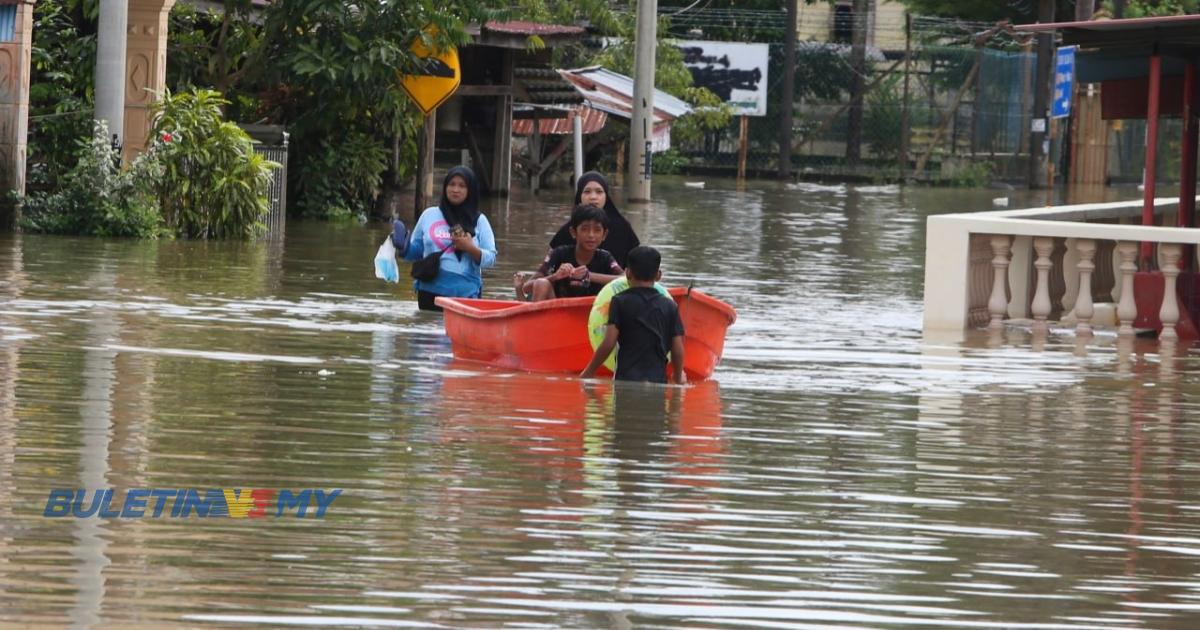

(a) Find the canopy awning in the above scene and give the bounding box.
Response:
[1015,16,1200,119]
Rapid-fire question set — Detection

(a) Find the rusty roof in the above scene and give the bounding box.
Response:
[512,106,608,136]
[484,21,586,37]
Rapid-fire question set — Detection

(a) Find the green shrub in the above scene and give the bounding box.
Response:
[865,75,904,160]
[294,132,387,220]
[18,122,164,238]
[149,88,278,239]
[651,148,688,175]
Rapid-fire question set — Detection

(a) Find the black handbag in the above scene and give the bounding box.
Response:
[411,244,452,282]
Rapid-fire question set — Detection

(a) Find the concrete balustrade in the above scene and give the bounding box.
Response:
[924,197,1200,340]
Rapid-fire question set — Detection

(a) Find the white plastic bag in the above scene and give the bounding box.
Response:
[374,237,399,283]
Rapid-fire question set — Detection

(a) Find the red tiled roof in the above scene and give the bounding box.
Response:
[484,21,586,37]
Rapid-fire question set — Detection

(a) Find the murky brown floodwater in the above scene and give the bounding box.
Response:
[3,176,1200,628]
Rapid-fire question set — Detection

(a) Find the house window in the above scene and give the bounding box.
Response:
[832,4,853,44]
[0,6,15,43]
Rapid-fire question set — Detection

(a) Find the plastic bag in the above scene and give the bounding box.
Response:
[374,237,399,283]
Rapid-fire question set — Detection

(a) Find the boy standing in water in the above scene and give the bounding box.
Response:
[581,246,686,384]
[516,205,623,301]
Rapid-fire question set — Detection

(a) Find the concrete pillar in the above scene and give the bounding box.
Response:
[95,0,129,150]
[0,0,35,227]
[122,0,174,163]
[628,0,656,201]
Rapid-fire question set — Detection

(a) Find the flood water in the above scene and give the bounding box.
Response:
[3,176,1200,628]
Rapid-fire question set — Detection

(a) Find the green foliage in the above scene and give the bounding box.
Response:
[294,133,388,220]
[794,43,859,102]
[167,1,263,121]
[659,0,824,43]
[149,89,278,239]
[673,87,734,146]
[592,15,731,148]
[1106,0,1200,16]
[865,75,904,160]
[27,0,96,193]
[896,0,1074,22]
[19,122,165,238]
[252,0,504,219]
[651,148,688,175]
[945,160,993,187]
[593,17,696,96]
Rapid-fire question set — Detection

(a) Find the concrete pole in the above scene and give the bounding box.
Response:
[95,0,130,153]
[573,110,584,185]
[778,0,797,180]
[628,0,657,202]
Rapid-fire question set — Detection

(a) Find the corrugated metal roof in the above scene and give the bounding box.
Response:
[558,66,693,121]
[512,106,608,136]
[515,65,583,106]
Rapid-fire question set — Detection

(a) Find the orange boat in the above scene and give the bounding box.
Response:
[435,288,737,380]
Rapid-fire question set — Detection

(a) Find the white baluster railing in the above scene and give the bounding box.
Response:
[923,197,1200,344]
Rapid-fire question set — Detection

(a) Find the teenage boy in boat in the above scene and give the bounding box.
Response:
[581,246,686,385]
[515,204,623,302]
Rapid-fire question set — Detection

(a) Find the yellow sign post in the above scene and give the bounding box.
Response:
[399,31,461,116]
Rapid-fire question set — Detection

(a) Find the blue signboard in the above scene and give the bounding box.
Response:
[1052,46,1077,119]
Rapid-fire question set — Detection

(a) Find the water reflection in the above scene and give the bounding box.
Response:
[4,179,1200,627]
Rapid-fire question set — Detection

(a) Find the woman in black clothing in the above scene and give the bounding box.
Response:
[549,171,640,268]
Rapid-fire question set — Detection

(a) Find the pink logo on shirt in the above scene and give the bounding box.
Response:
[429,220,452,250]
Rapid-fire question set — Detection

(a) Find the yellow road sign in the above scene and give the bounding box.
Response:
[400,31,461,116]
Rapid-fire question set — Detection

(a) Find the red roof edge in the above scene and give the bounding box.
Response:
[1015,14,1200,33]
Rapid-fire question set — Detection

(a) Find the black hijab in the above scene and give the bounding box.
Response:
[439,166,481,235]
[549,171,640,267]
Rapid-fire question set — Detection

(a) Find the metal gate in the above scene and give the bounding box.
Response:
[239,124,288,238]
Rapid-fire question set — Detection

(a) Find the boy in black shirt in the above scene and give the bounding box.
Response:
[581,246,686,384]
[516,205,623,301]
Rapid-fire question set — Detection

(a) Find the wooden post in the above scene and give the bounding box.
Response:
[530,108,541,194]
[1019,40,1033,155]
[491,50,513,196]
[1047,116,1056,201]
[1180,62,1197,230]
[415,111,436,221]
[900,12,912,179]
[615,140,625,187]
[1142,53,1162,262]
[573,110,584,185]
[737,115,749,180]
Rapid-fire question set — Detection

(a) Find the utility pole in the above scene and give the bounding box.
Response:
[779,0,798,180]
[95,0,130,158]
[629,0,657,201]
[1028,0,1055,189]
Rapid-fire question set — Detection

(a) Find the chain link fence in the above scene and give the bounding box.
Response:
[668,14,1043,184]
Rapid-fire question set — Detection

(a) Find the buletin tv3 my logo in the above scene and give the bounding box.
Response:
[43,489,341,518]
